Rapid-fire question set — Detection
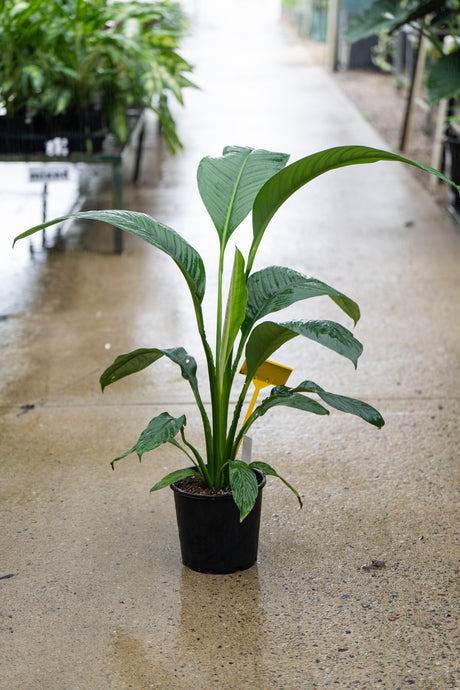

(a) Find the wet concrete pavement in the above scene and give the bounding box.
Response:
[1,0,459,687]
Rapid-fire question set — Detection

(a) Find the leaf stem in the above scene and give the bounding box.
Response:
[179,428,211,484]
[226,374,252,460]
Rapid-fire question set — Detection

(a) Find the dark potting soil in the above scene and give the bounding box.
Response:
[175,474,232,496]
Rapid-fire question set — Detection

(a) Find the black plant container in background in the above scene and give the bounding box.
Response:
[171,469,266,574]
[0,110,47,153]
[0,108,107,154]
[44,108,106,153]
[444,133,460,221]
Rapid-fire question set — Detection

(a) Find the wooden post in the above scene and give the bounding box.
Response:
[399,30,427,151]
[326,0,340,72]
[431,98,448,180]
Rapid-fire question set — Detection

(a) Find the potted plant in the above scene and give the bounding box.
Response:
[344,0,460,105]
[344,0,460,214]
[14,144,459,573]
[0,0,195,153]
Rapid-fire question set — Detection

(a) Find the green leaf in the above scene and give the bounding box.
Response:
[239,379,384,444]
[427,51,460,103]
[22,63,44,91]
[54,89,73,116]
[248,145,460,273]
[243,265,360,337]
[155,93,183,154]
[245,386,329,427]
[133,412,187,461]
[107,99,130,144]
[344,0,438,43]
[294,380,385,428]
[344,0,405,42]
[100,346,199,392]
[100,348,163,390]
[14,210,206,304]
[150,466,198,492]
[249,460,303,508]
[99,345,212,448]
[229,460,259,521]
[163,347,199,388]
[197,146,289,250]
[111,412,186,467]
[220,247,247,370]
[234,386,329,451]
[245,319,363,380]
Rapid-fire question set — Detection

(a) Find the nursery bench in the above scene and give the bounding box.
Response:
[0,109,146,253]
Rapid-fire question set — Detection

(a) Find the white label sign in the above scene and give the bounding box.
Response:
[29,166,69,182]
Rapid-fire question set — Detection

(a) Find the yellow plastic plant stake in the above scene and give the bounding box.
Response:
[239,359,293,427]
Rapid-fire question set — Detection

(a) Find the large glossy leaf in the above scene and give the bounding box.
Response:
[100,346,199,392]
[235,386,329,445]
[248,145,460,272]
[150,466,198,492]
[111,412,186,466]
[197,146,289,249]
[292,380,384,428]
[228,460,259,521]
[100,348,163,390]
[246,386,329,423]
[243,265,360,337]
[427,51,460,103]
[220,248,247,369]
[14,210,206,303]
[245,319,363,380]
[249,460,303,508]
[344,0,439,43]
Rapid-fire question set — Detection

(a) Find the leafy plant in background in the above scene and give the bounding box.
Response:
[0,0,195,150]
[14,145,460,519]
[345,0,460,103]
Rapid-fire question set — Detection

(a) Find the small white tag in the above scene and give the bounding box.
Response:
[29,165,69,182]
[241,435,252,463]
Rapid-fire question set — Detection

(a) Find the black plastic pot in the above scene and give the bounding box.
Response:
[0,110,47,154]
[171,469,266,574]
[44,109,106,153]
[0,108,107,154]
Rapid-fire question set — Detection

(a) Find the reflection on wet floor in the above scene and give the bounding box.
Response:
[0,162,115,322]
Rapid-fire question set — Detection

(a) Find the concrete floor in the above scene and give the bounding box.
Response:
[1,0,459,687]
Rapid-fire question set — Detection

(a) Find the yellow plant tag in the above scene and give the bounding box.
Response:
[238,360,293,451]
[240,359,293,388]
